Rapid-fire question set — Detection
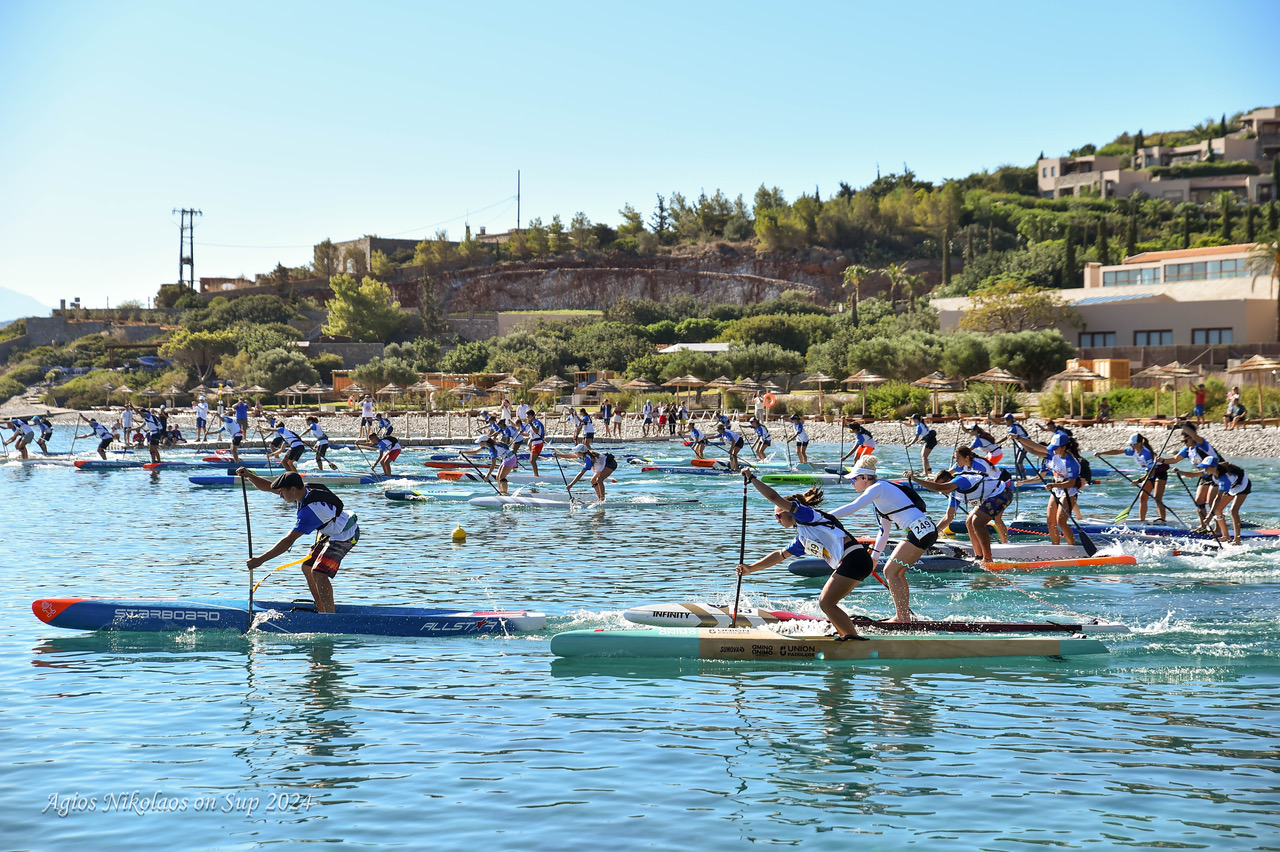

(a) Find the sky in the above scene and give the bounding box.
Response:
[1,0,1277,310]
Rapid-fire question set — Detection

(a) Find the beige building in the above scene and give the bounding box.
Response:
[932,243,1277,350]
[1037,107,1278,204]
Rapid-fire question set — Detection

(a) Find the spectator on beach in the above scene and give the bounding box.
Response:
[1095,398,1111,423]
[1192,384,1207,425]
[1224,399,1247,430]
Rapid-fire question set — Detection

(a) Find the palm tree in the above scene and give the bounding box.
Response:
[1246,233,1280,340]
[841,264,872,324]
[1208,190,1237,242]
[885,263,908,312]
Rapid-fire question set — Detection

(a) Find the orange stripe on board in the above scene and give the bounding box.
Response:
[31,598,83,623]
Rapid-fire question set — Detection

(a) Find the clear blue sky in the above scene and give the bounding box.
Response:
[2,0,1276,308]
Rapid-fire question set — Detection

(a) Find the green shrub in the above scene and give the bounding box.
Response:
[865,381,930,417]
[7,363,44,385]
[0,375,25,403]
[1147,160,1259,179]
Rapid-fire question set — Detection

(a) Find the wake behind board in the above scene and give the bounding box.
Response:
[549,627,1109,661]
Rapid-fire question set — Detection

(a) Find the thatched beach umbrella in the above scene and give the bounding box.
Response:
[623,376,663,395]
[663,374,707,403]
[378,382,405,410]
[1045,365,1106,418]
[842,369,888,417]
[911,371,962,417]
[1131,364,1174,417]
[966,367,1025,419]
[343,383,368,398]
[585,378,620,395]
[800,372,837,409]
[1227,354,1280,416]
[702,375,736,408]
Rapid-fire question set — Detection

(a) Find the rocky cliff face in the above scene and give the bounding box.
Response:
[384,244,853,311]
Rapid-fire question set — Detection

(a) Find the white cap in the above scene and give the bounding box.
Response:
[571,444,589,454]
[849,455,878,478]
[1129,432,1142,444]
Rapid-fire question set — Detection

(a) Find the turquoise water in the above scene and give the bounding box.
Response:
[3,437,1279,850]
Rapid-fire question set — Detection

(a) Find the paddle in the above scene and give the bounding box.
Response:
[1094,453,1190,529]
[252,555,309,594]
[460,452,504,495]
[255,427,275,473]
[552,450,583,506]
[730,470,748,628]
[1032,464,1097,556]
[897,420,915,476]
[71,413,88,456]
[240,473,255,629]
[1116,426,1177,523]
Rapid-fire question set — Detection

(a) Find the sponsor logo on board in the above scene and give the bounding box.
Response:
[113,608,222,622]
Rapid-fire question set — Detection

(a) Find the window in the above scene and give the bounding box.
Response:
[1165,260,1248,282]
[1192,328,1233,345]
[1134,330,1173,346]
[1079,331,1116,347]
[1042,167,1048,177]
[1103,267,1160,286]
[1051,166,1057,176]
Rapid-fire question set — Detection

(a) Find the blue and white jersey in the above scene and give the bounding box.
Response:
[91,421,113,441]
[831,481,931,557]
[1123,445,1156,473]
[274,423,305,449]
[375,415,393,437]
[221,416,243,439]
[308,422,329,446]
[915,422,935,441]
[36,419,53,439]
[721,428,742,445]
[495,443,518,467]
[753,423,770,441]
[852,428,876,450]
[947,472,1008,509]
[1006,422,1029,440]
[781,503,857,569]
[522,418,546,443]
[1216,469,1250,496]
[142,412,163,436]
[959,455,1001,481]
[792,421,809,443]
[1047,453,1082,497]
[689,425,706,443]
[293,491,358,542]
[580,413,594,435]
[1177,439,1219,468]
[376,435,402,454]
[969,433,999,456]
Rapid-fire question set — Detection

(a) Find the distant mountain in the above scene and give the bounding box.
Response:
[0,287,50,325]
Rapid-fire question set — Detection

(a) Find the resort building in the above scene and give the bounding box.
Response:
[931,243,1277,364]
[1037,106,1278,204]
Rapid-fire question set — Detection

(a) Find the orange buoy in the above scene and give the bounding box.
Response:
[763,393,776,406]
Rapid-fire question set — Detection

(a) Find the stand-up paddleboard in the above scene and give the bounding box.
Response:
[383,488,473,503]
[76,459,214,471]
[189,472,433,487]
[549,626,1109,661]
[468,494,701,509]
[622,603,1129,634]
[948,541,1094,561]
[33,597,547,636]
[640,466,736,476]
[761,472,851,485]
[435,470,578,485]
[979,554,1138,571]
[622,603,821,628]
[945,519,1275,539]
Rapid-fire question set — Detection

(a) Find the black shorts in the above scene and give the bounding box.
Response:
[923,433,938,450]
[730,438,744,450]
[97,438,112,451]
[905,521,939,550]
[760,438,772,447]
[833,545,874,581]
[316,443,329,459]
[796,440,809,447]
[147,432,160,446]
[232,435,243,446]
[1148,463,1169,482]
[287,445,306,462]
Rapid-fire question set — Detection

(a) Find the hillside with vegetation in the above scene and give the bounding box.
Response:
[2,107,1277,415]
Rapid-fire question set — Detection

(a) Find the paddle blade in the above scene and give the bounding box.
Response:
[1076,526,1098,556]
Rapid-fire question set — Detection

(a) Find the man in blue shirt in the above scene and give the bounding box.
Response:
[236,470,360,613]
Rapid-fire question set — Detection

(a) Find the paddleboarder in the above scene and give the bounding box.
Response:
[521,410,546,476]
[716,422,745,471]
[213,413,245,463]
[30,415,53,454]
[1097,433,1168,523]
[965,422,1003,467]
[906,413,937,475]
[997,413,1031,477]
[789,414,811,466]
[236,469,360,614]
[556,444,617,502]
[688,423,709,460]
[748,416,772,460]
[1159,423,1222,527]
[908,468,1012,562]
[305,416,332,470]
[75,417,118,460]
[1192,459,1251,544]
[736,469,874,640]
[839,421,877,465]
[830,456,937,623]
[267,416,307,473]
[139,407,164,464]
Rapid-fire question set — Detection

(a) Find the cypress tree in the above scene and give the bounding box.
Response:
[966,228,975,263]
[1219,113,1228,137]
[1182,211,1192,248]
[1126,211,1138,257]
[1246,204,1256,242]
[1269,200,1279,233]
[942,223,952,286]
[987,221,995,252]
[1097,217,1110,264]
[1064,224,1077,287]
[1220,195,1235,241]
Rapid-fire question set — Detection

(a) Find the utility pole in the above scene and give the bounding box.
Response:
[174,208,202,293]
[516,170,521,233]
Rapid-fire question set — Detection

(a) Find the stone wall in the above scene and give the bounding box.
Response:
[0,334,29,363]
[25,317,166,347]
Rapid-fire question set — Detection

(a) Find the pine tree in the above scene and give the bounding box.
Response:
[966,229,975,263]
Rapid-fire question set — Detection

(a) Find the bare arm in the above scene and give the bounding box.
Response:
[743,469,791,511]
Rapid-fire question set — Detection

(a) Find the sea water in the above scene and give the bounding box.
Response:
[1,437,1278,850]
